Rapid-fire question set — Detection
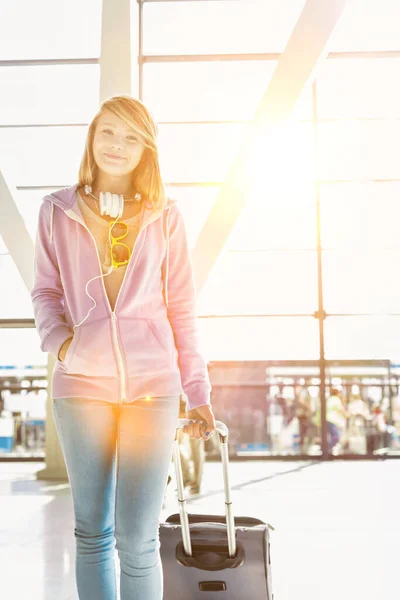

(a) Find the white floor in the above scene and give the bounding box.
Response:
[0,458,397,600]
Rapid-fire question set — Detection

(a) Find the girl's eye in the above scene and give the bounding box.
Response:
[102,129,136,141]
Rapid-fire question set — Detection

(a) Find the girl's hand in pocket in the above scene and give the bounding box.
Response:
[58,337,73,362]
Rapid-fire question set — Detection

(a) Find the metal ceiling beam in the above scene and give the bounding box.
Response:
[141,50,400,62]
[191,0,350,292]
[99,0,132,101]
[0,171,34,292]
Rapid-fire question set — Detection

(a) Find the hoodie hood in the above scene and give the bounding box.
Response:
[45,183,176,241]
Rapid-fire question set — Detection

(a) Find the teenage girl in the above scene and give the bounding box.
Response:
[31,94,216,600]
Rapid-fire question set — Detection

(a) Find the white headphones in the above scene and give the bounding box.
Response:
[73,184,143,331]
[84,184,142,219]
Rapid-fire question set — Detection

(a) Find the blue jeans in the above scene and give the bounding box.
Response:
[52,395,180,600]
[327,421,340,450]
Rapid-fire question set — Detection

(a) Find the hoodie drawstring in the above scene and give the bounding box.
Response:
[50,202,54,244]
[164,208,171,308]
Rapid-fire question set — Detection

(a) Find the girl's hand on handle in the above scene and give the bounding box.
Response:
[182,404,216,440]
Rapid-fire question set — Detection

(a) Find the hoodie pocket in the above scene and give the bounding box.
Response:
[64,319,119,377]
[119,317,174,377]
[59,332,79,368]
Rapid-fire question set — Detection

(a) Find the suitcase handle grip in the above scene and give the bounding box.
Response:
[172,418,236,559]
[175,540,245,571]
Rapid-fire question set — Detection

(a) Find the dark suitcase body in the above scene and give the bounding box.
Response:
[160,419,274,599]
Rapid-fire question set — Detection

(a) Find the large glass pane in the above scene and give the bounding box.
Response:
[0,126,87,186]
[228,181,316,251]
[143,61,313,122]
[9,188,61,242]
[199,316,319,361]
[143,0,307,55]
[324,316,400,361]
[318,121,400,180]
[0,0,101,60]
[157,180,316,253]
[159,121,315,182]
[317,59,400,119]
[323,249,400,314]
[209,362,322,457]
[0,65,100,125]
[322,363,394,457]
[320,182,400,250]
[324,322,398,454]
[168,182,316,252]
[159,123,246,182]
[197,250,318,315]
[0,329,47,457]
[329,0,400,52]
[0,328,44,367]
[165,186,220,249]
[262,364,322,456]
[0,253,33,319]
[1,189,65,321]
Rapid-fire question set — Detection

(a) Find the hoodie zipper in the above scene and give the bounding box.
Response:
[64,207,163,404]
[110,312,126,402]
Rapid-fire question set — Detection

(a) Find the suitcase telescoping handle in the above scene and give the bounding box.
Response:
[173,419,236,559]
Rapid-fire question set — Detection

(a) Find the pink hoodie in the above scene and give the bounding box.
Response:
[30,183,212,410]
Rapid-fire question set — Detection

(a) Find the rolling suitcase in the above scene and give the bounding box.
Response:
[160,419,274,599]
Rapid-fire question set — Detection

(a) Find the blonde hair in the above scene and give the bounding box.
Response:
[78,95,167,212]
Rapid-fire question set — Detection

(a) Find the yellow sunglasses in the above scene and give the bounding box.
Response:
[109,220,130,268]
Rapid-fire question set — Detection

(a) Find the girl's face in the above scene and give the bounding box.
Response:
[92,111,146,178]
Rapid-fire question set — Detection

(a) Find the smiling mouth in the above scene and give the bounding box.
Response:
[104,153,125,160]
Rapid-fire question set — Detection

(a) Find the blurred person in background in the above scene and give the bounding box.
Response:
[347,390,370,419]
[315,388,348,453]
[371,403,388,450]
[266,386,287,452]
[295,389,313,453]
[345,389,370,453]
[392,390,400,432]
[326,388,348,452]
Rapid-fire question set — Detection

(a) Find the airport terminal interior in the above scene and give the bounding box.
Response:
[1,1,399,598]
